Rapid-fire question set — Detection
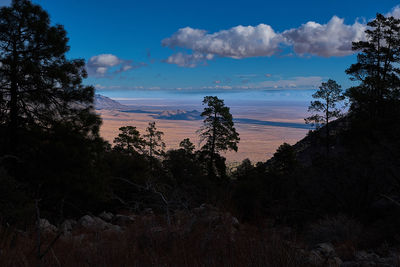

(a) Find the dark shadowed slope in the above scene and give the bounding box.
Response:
[235,118,312,129]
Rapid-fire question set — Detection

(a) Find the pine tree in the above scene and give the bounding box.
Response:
[0,0,98,152]
[346,13,400,117]
[198,96,240,176]
[113,126,145,154]
[179,138,195,153]
[144,121,165,158]
[305,79,345,155]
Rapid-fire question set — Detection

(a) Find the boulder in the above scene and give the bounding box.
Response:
[314,243,336,257]
[308,243,342,267]
[345,250,396,267]
[98,211,114,222]
[231,216,240,229]
[112,214,135,227]
[104,225,123,235]
[79,215,95,228]
[143,208,154,215]
[38,219,57,234]
[60,219,77,234]
[78,215,112,231]
[184,204,241,241]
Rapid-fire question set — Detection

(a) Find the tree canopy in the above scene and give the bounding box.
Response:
[0,0,98,151]
[113,126,145,154]
[305,79,345,129]
[179,138,195,153]
[144,121,165,158]
[198,96,239,176]
[346,13,400,116]
[198,96,240,155]
[305,79,345,154]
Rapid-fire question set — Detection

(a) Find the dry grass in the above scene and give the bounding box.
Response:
[0,215,308,267]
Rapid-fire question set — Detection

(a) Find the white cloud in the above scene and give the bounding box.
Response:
[162,10,380,65]
[94,84,122,90]
[162,24,282,66]
[386,5,400,18]
[282,16,366,57]
[87,54,145,77]
[95,84,106,89]
[121,65,133,71]
[164,52,214,67]
[89,54,121,67]
[202,85,233,90]
[247,76,323,90]
[191,76,323,91]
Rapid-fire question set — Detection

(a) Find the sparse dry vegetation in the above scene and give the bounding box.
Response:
[0,215,309,267]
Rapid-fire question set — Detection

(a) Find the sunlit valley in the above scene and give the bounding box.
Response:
[96,91,311,162]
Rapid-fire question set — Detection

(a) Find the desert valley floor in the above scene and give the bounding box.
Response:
[97,99,310,163]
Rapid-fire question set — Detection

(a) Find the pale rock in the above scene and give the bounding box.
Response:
[309,243,342,267]
[78,215,111,231]
[98,211,114,222]
[60,219,77,234]
[38,219,57,234]
[113,214,135,227]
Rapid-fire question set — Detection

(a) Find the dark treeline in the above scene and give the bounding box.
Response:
[1,0,400,264]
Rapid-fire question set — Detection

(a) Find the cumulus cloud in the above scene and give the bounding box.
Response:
[386,5,400,18]
[162,24,282,66]
[282,16,366,57]
[163,6,400,66]
[87,54,146,77]
[162,24,282,60]
[162,18,364,66]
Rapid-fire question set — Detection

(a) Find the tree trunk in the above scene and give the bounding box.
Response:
[325,102,329,157]
[8,43,19,153]
[209,112,217,177]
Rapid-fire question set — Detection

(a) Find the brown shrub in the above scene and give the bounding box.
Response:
[0,214,310,267]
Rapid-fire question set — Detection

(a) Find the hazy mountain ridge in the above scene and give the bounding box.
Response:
[95,95,310,129]
[95,94,129,110]
[153,109,202,120]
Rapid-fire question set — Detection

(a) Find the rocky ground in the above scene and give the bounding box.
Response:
[2,204,399,266]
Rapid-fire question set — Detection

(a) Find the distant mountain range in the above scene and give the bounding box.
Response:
[94,94,202,120]
[94,94,128,110]
[94,94,310,129]
[153,109,202,120]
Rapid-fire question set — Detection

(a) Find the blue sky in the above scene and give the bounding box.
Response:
[3,0,400,95]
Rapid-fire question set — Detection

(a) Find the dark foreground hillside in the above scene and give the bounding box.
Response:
[3,205,400,267]
[1,111,400,266]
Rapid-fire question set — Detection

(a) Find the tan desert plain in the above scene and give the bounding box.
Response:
[96,94,311,164]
